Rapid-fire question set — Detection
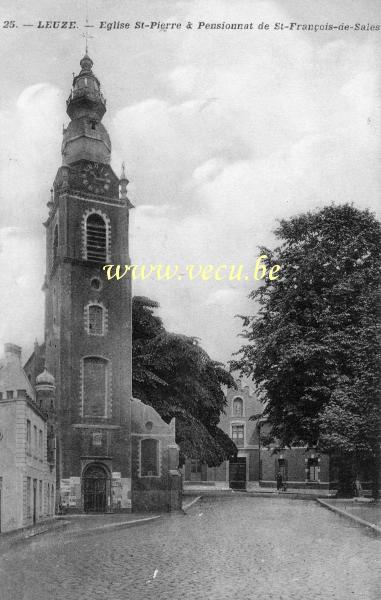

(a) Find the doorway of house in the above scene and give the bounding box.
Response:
[229,457,247,490]
[83,464,110,512]
[190,460,207,482]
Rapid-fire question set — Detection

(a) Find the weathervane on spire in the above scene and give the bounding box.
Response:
[81,24,94,55]
[81,0,94,55]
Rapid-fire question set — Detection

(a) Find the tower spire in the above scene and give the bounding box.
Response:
[62,53,110,165]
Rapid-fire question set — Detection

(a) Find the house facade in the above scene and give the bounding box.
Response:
[183,380,337,496]
[0,344,56,533]
[183,381,263,490]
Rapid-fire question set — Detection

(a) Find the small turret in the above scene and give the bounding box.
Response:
[35,367,56,466]
[119,162,134,208]
[36,367,56,388]
[35,367,55,415]
[119,162,129,199]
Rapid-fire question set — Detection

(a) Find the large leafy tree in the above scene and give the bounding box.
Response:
[232,204,381,493]
[132,296,237,465]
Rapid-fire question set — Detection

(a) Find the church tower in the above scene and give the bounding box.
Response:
[44,53,133,511]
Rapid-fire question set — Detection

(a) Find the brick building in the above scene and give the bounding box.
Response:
[183,381,263,490]
[0,344,56,533]
[184,380,337,496]
[24,52,181,513]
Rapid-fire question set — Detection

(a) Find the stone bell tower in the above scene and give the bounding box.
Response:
[44,53,133,511]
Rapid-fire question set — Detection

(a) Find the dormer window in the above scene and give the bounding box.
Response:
[90,120,97,130]
[233,397,243,416]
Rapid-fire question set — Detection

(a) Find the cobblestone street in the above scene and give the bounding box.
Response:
[0,496,379,600]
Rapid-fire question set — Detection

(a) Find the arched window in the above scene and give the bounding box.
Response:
[88,305,104,335]
[233,397,243,416]
[86,213,107,262]
[53,225,58,261]
[140,439,159,477]
[82,357,110,418]
[85,302,107,336]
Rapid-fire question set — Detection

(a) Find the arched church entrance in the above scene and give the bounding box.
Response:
[82,463,110,513]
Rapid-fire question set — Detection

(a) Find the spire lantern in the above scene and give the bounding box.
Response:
[62,52,111,165]
[66,53,106,122]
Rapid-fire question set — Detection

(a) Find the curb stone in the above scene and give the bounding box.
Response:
[61,515,164,540]
[24,519,70,538]
[316,498,381,536]
[0,518,70,544]
[81,515,162,532]
[0,515,163,548]
[182,496,202,511]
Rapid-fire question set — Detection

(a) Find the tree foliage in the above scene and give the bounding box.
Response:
[232,205,381,472]
[132,296,237,465]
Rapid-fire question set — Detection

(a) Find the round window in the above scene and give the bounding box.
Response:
[145,421,153,432]
[91,277,101,290]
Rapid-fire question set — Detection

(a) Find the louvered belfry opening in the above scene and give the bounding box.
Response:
[86,213,107,261]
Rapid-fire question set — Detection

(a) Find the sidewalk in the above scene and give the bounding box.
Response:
[317,498,381,535]
[0,511,162,550]
[183,485,335,500]
[0,499,196,548]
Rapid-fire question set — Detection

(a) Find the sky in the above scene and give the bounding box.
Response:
[0,0,380,367]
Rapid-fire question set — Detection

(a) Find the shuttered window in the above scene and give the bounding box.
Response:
[86,213,107,262]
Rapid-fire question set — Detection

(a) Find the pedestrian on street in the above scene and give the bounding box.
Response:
[276,471,283,491]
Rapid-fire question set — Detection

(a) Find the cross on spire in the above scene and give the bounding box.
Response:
[81,28,94,54]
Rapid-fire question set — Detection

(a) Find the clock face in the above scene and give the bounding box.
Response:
[80,162,112,195]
